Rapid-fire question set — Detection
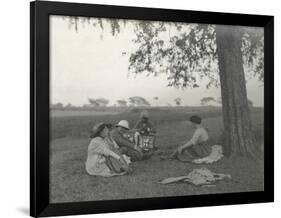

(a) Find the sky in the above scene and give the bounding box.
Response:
[50,15,264,107]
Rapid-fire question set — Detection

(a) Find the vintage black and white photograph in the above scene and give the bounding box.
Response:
[50,15,264,203]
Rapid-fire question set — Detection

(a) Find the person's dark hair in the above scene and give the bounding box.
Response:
[189,115,202,124]
[90,123,107,138]
[90,132,96,139]
[106,123,113,130]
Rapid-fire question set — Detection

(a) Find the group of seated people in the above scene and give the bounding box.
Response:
[85,111,210,177]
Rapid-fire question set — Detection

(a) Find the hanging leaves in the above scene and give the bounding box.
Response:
[64,16,264,87]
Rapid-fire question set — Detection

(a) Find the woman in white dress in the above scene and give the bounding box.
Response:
[85,123,128,177]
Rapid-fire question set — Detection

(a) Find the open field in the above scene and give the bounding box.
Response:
[50,107,264,203]
[51,106,264,139]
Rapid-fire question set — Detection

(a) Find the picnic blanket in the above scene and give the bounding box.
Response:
[160,168,231,186]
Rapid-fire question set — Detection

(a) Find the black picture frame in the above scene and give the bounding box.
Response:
[30,1,274,217]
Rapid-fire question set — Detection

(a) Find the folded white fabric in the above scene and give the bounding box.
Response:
[160,168,231,186]
[184,168,231,185]
[193,145,224,164]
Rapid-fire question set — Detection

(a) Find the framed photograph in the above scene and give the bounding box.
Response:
[30,1,274,217]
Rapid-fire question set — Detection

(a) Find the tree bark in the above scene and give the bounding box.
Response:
[216,25,257,158]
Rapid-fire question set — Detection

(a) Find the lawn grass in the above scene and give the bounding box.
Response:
[50,112,264,203]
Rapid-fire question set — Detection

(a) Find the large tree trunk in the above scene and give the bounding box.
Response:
[216,25,257,158]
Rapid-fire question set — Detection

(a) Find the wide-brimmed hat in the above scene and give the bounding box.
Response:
[116,120,130,130]
[91,122,107,138]
[189,115,202,124]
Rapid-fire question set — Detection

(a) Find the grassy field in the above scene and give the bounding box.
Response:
[50,108,264,203]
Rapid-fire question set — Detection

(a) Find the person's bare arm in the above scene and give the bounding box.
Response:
[178,140,193,152]
[176,130,200,153]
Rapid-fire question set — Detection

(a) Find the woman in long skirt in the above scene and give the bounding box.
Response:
[173,115,211,162]
[85,123,129,177]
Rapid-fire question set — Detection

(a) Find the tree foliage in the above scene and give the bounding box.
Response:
[88,98,99,107]
[174,97,182,106]
[242,29,264,81]
[200,96,216,106]
[116,99,127,107]
[96,98,109,107]
[65,103,73,109]
[65,16,264,89]
[128,96,150,107]
[129,22,264,89]
[88,98,109,107]
[51,102,64,110]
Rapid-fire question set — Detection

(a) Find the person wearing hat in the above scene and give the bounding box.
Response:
[172,115,211,162]
[133,110,157,151]
[110,120,144,161]
[85,122,129,177]
[134,110,156,135]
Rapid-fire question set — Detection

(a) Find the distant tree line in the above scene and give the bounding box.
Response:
[200,96,254,107]
[51,95,182,110]
[51,96,255,110]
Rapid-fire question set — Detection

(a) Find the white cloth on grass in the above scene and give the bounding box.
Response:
[184,168,231,185]
[192,145,224,164]
[160,168,231,186]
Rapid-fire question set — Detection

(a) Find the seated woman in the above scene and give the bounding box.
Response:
[133,110,157,151]
[85,122,130,177]
[173,115,211,162]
